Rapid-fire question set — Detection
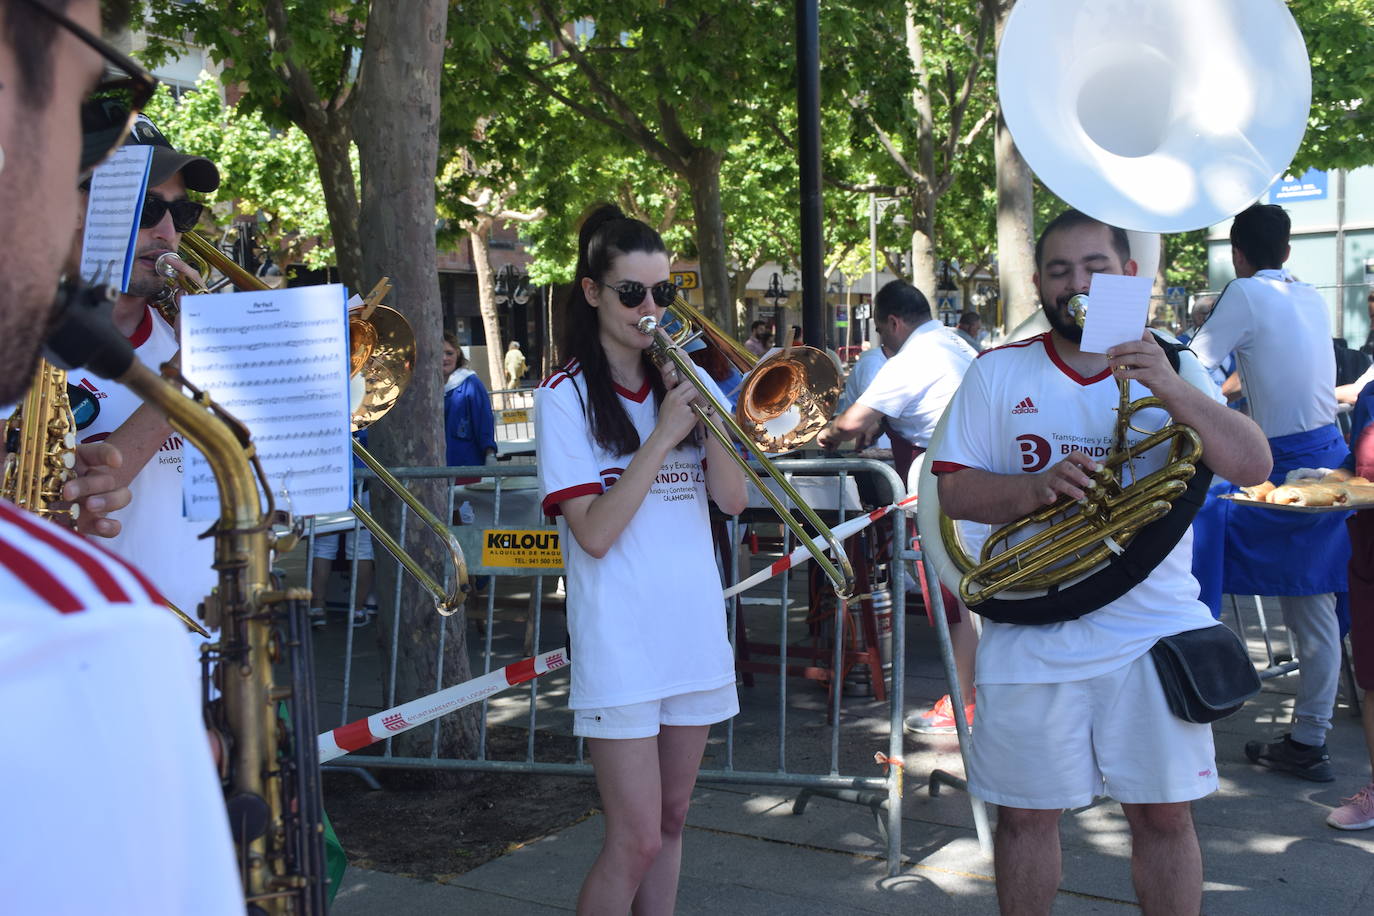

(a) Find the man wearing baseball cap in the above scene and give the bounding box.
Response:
[73,112,222,626]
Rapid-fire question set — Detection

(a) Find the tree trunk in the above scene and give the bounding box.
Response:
[685,150,734,336]
[992,0,1038,333]
[467,218,508,388]
[354,0,476,762]
[995,112,1037,332]
[1147,234,1165,323]
[910,215,937,298]
[306,118,363,293]
[904,5,939,299]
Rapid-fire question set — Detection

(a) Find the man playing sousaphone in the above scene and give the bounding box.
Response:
[929,210,1271,914]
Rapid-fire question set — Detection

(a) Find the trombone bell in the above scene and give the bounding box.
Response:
[739,348,840,453]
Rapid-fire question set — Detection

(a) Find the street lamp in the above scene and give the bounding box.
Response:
[494,263,529,306]
[764,272,789,309]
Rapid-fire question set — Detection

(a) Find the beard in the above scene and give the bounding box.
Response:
[0,156,64,403]
[124,250,170,299]
[0,271,54,404]
[1043,293,1083,344]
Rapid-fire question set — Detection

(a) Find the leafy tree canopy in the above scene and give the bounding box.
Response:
[145,76,340,272]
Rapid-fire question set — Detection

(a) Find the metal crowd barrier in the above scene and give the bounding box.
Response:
[306,457,982,875]
[489,387,535,455]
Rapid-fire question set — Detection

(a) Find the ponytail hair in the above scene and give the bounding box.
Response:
[561,204,671,455]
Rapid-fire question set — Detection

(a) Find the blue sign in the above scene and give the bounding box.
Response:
[1270,168,1328,202]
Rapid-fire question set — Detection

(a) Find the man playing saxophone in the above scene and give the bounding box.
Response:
[930,209,1271,915]
[0,0,240,911]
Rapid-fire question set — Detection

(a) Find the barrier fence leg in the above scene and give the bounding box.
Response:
[917,540,993,858]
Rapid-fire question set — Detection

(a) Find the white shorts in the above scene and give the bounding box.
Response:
[309,526,374,561]
[967,653,1217,809]
[573,683,739,739]
[311,492,374,561]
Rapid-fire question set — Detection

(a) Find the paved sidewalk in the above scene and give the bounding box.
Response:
[326,619,1374,915]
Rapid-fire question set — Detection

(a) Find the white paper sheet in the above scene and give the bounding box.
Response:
[80,145,152,290]
[179,285,353,520]
[1078,273,1154,354]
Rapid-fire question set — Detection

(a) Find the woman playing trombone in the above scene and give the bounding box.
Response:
[535,204,746,914]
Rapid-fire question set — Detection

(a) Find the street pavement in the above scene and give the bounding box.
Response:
[321,588,1374,916]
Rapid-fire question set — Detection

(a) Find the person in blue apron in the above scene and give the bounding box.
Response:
[1188,203,1350,782]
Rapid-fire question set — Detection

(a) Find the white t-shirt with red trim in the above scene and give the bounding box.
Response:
[74,304,216,621]
[930,332,1218,685]
[0,499,242,914]
[856,319,976,448]
[535,361,736,709]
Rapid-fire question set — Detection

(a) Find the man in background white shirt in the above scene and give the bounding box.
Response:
[817,280,978,734]
[1189,203,1347,783]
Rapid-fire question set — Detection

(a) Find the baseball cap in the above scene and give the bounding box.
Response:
[122,114,220,193]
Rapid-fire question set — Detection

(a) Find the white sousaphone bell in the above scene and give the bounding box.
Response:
[1000,0,1311,340]
[919,0,1311,621]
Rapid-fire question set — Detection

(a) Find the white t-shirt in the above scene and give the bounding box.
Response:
[1188,269,1336,438]
[837,346,888,412]
[0,499,242,914]
[857,320,976,448]
[535,361,736,709]
[930,333,1218,685]
[837,347,891,449]
[75,305,217,619]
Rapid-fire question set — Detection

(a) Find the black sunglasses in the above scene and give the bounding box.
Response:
[141,196,204,232]
[21,0,160,173]
[606,280,679,309]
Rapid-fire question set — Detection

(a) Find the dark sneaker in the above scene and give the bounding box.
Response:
[308,608,326,629]
[1245,733,1334,782]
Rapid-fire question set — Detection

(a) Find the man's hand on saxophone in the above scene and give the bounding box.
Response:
[56,440,131,538]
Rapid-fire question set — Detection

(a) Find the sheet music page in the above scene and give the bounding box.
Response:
[80,145,152,289]
[179,284,353,520]
[1079,273,1153,355]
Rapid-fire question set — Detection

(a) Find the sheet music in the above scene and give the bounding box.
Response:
[80,145,152,289]
[179,284,353,520]
[1079,273,1153,355]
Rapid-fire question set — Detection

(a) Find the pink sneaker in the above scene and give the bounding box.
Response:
[1327,783,1374,830]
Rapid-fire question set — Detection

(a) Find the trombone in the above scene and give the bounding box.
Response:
[639,299,855,599]
[157,235,468,615]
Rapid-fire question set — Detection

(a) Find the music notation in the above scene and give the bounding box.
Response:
[180,284,353,520]
[80,145,153,290]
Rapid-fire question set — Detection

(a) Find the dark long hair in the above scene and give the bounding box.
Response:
[561,203,670,455]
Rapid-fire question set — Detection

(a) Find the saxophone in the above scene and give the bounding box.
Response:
[46,281,328,913]
[1,360,78,524]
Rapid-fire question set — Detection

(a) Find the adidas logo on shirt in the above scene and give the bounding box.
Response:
[1011,397,1038,415]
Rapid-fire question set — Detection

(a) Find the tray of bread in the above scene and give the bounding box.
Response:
[1220,468,1374,512]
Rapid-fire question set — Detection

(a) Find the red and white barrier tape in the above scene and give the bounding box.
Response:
[318,647,570,763]
[723,493,918,598]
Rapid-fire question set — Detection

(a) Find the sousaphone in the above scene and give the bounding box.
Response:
[919,0,1310,622]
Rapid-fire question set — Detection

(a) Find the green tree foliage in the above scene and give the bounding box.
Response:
[1288,0,1374,171]
[822,0,999,295]
[140,0,367,288]
[145,77,338,273]
[452,0,801,333]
